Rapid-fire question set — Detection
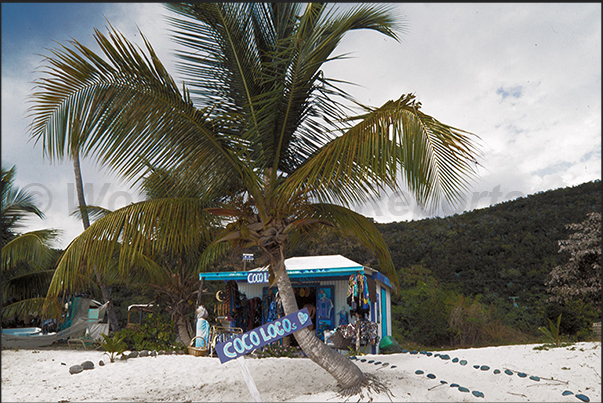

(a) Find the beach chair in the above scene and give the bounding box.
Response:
[208,324,243,357]
[67,334,102,349]
[67,302,109,349]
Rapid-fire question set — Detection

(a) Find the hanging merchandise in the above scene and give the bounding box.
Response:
[251,297,262,329]
[335,320,379,346]
[262,289,272,323]
[225,280,240,321]
[316,289,333,319]
[338,309,349,326]
[339,323,356,339]
[358,320,380,346]
[317,321,331,341]
[366,277,377,303]
[230,288,249,331]
[235,295,250,331]
[347,275,358,311]
[263,290,283,323]
[346,274,371,317]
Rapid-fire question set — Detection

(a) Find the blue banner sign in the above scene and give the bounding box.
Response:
[216,308,312,363]
[247,272,269,284]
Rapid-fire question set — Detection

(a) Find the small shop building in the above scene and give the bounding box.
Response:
[200,254,394,354]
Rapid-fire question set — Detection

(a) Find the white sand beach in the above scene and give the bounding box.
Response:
[1,341,600,402]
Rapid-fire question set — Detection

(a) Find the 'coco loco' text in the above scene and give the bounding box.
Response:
[216,308,312,363]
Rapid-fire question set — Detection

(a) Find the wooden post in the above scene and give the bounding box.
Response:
[236,355,262,401]
[196,278,205,307]
[355,313,361,353]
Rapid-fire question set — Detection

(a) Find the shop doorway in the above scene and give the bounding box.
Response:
[284,285,315,348]
[295,285,317,327]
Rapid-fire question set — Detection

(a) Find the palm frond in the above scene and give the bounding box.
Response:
[282,94,482,212]
[1,229,62,272]
[195,240,232,274]
[117,244,172,286]
[1,166,45,245]
[302,203,399,290]
[2,297,61,322]
[69,205,112,223]
[46,198,218,298]
[259,3,403,177]
[1,270,56,304]
[165,3,261,117]
[164,3,404,181]
[27,23,242,191]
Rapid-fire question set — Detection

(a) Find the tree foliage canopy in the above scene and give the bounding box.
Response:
[546,211,601,308]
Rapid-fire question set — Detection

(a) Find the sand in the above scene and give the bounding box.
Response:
[1,341,600,402]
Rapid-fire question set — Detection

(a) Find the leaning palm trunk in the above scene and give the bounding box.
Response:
[268,247,390,396]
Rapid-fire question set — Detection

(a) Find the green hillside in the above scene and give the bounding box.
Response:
[288,180,601,347]
[380,180,601,302]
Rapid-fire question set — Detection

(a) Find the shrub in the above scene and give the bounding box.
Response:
[482,320,530,346]
[99,332,128,362]
[543,299,599,338]
[392,277,456,346]
[539,314,562,347]
[112,312,179,351]
[449,295,490,347]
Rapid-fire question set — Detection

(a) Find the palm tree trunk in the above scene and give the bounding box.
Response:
[355,313,362,353]
[72,152,90,228]
[196,278,205,306]
[175,313,191,345]
[72,152,120,332]
[269,247,368,391]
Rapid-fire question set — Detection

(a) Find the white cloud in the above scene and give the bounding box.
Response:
[2,3,600,248]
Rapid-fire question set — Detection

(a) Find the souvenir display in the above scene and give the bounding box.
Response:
[338,308,349,326]
[222,280,262,332]
[316,289,333,319]
[212,275,382,350]
[262,289,283,323]
[347,274,370,317]
[334,319,379,346]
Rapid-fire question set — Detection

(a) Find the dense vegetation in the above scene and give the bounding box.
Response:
[288,180,601,348]
[6,180,599,351]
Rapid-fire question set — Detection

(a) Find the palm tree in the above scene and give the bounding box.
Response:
[44,166,225,344]
[1,166,45,246]
[70,150,121,332]
[71,149,124,332]
[1,166,62,324]
[27,3,480,394]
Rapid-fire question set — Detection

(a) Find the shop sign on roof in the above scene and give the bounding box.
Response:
[247,272,269,284]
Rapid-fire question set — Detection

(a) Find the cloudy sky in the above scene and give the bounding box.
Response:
[2,3,601,249]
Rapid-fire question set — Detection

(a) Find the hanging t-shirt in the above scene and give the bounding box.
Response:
[317,296,333,319]
[338,309,349,326]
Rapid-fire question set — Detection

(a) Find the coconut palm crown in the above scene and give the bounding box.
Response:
[28,3,481,394]
[1,166,61,324]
